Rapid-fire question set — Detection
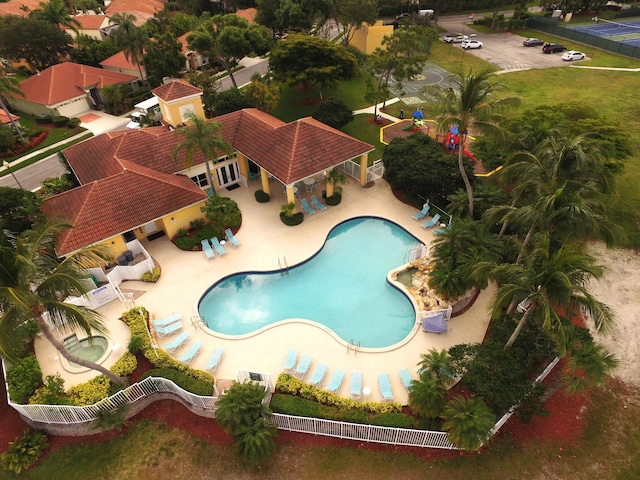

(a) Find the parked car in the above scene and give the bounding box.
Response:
[542,43,567,54]
[461,39,483,49]
[523,37,544,47]
[396,12,410,20]
[443,34,466,43]
[562,50,586,61]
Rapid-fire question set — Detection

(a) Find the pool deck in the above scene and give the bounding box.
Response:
[34,177,494,405]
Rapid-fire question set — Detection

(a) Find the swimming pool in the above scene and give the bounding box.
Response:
[198,217,423,348]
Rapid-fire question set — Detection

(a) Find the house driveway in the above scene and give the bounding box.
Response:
[77,110,130,135]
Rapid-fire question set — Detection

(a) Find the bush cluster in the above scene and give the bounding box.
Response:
[325,193,341,206]
[67,117,81,128]
[52,116,69,127]
[141,368,214,396]
[0,429,48,474]
[6,356,42,404]
[279,211,304,226]
[28,374,73,406]
[109,351,137,377]
[172,223,220,251]
[67,375,111,406]
[140,267,161,283]
[35,115,52,124]
[0,130,48,159]
[255,189,270,203]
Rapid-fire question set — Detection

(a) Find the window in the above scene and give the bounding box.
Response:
[190,173,208,188]
[179,104,195,123]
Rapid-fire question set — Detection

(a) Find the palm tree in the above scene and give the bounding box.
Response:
[0,72,26,143]
[489,236,615,348]
[442,396,495,451]
[110,13,149,85]
[407,371,447,419]
[233,417,278,467]
[33,0,81,32]
[423,68,520,218]
[417,348,456,384]
[172,113,233,197]
[0,223,127,386]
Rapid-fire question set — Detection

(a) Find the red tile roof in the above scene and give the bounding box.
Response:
[0,0,39,16]
[0,110,19,124]
[42,162,206,256]
[60,14,109,30]
[152,81,203,102]
[235,8,257,25]
[105,0,164,16]
[11,62,137,106]
[177,32,191,55]
[100,50,143,72]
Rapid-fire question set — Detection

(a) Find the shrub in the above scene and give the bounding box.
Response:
[0,429,48,474]
[35,114,52,124]
[29,374,73,406]
[176,228,188,238]
[141,368,213,396]
[140,267,161,283]
[255,189,270,203]
[312,97,353,129]
[127,335,145,354]
[280,211,304,226]
[190,218,206,229]
[6,356,42,404]
[67,375,111,406]
[39,176,73,198]
[370,412,418,428]
[270,394,320,417]
[67,117,81,128]
[91,404,129,432]
[52,115,69,127]
[325,192,342,206]
[109,351,137,377]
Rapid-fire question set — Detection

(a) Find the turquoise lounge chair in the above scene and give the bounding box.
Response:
[310,195,327,211]
[412,202,430,220]
[283,349,298,373]
[301,198,315,215]
[178,341,202,364]
[350,371,363,400]
[211,237,227,255]
[224,228,240,247]
[162,331,190,351]
[326,369,345,394]
[201,239,215,259]
[153,312,181,327]
[205,347,224,372]
[398,368,414,392]
[155,320,183,336]
[434,222,452,236]
[308,363,328,387]
[294,355,312,379]
[378,373,393,402]
[422,213,441,229]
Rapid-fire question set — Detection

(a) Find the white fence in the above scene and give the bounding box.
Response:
[337,159,384,183]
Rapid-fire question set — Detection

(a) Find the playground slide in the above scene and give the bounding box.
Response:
[463,149,477,161]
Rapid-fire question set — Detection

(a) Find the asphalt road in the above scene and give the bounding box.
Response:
[0,153,67,191]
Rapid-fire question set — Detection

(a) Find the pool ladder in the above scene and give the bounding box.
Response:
[278,256,290,276]
[347,339,360,356]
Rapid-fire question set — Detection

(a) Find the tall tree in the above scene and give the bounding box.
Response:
[172,113,233,196]
[111,13,149,85]
[70,35,120,67]
[0,72,26,142]
[0,223,127,386]
[442,396,495,451]
[274,0,332,32]
[30,0,81,32]
[143,33,186,88]
[333,0,379,47]
[423,68,520,218]
[242,74,281,113]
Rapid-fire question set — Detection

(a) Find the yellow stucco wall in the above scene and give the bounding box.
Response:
[350,21,394,54]
[97,235,128,261]
[158,95,206,127]
[161,202,207,239]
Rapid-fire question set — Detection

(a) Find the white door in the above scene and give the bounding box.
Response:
[143,221,158,235]
[216,162,240,188]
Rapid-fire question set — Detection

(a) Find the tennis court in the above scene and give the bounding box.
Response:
[570,18,640,47]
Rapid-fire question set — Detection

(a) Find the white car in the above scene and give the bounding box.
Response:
[126,111,143,129]
[443,34,467,43]
[562,50,585,61]
[461,39,483,49]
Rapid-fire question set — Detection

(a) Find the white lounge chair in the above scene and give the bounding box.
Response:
[283,349,298,373]
[178,341,202,364]
[378,373,393,402]
[162,331,190,351]
[301,198,316,215]
[422,213,441,229]
[201,239,215,259]
[308,363,328,387]
[412,203,430,220]
[310,195,327,211]
[398,368,414,392]
[224,228,240,247]
[205,347,224,372]
[350,371,363,400]
[211,237,227,255]
[155,320,183,336]
[293,355,312,379]
[326,369,345,394]
[153,313,181,327]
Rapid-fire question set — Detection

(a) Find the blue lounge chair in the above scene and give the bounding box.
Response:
[310,195,327,212]
[434,222,452,236]
[308,363,328,387]
[178,341,202,364]
[162,331,190,351]
[378,373,394,402]
[294,355,312,379]
[283,349,298,373]
[155,320,183,336]
[201,239,215,259]
[224,228,240,247]
[211,237,227,255]
[326,369,345,394]
[153,312,181,327]
[398,368,414,392]
[422,213,441,229]
[350,371,363,400]
[301,198,315,215]
[412,203,430,220]
[205,347,224,372]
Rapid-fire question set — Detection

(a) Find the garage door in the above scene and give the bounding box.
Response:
[57,96,91,117]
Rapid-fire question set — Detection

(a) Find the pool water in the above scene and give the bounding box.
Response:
[199,217,423,348]
[67,336,108,368]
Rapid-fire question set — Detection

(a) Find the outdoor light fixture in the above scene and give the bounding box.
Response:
[3,161,23,189]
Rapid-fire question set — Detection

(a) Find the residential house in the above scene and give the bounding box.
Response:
[100,51,146,81]
[61,14,114,40]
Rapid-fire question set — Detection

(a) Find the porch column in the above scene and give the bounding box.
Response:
[285,185,297,210]
[236,152,249,180]
[326,174,335,198]
[359,153,369,186]
[260,167,271,195]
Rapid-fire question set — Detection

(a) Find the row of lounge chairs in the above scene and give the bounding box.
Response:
[201,229,241,259]
[282,349,419,403]
[301,196,327,215]
[412,203,452,232]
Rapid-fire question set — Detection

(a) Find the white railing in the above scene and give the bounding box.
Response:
[271,414,457,450]
[368,159,384,182]
[408,243,428,262]
[336,159,384,183]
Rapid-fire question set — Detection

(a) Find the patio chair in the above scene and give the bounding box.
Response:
[224,228,240,247]
[378,373,394,402]
[205,347,224,372]
[412,202,430,220]
[308,363,328,387]
[178,341,203,365]
[201,239,215,259]
[311,195,327,212]
[326,369,345,394]
[211,237,227,255]
[283,349,298,373]
[421,213,441,229]
[155,320,183,336]
[350,371,363,400]
[398,368,414,392]
[305,182,314,192]
[162,331,190,352]
[153,312,182,327]
[434,222,452,236]
[301,198,316,215]
[293,355,313,379]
